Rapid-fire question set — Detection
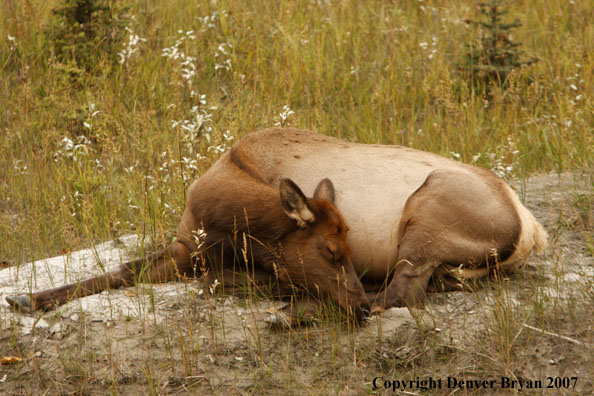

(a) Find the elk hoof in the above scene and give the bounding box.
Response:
[263,306,316,328]
[263,311,292,327]
[5,295,32,311]
[370,305,385,316]
[360,306,371,319]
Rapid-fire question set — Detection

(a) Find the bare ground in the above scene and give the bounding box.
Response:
[0,172,592,395]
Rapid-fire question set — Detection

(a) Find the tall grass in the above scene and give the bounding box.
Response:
[1,0,592,261]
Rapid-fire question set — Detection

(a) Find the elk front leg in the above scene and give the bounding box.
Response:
[6,241,192,311]
[368,259,441,313]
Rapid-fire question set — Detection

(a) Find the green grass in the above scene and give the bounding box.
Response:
[0,0,593,394]
[1,0,592,260]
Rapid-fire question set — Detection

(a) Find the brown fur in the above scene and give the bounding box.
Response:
[6,128,547,319]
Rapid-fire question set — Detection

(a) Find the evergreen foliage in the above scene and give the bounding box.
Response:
[460,0,537,90]
[46,0,130,73]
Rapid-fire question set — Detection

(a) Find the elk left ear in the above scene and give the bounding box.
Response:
[313,178,335,205]
[280,178,315,228]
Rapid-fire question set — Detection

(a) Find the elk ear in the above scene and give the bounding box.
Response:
[313,178,335,205]
[280,178,315,228]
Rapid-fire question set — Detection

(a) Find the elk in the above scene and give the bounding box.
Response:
[231,129,547,311]
[6,128,547,321]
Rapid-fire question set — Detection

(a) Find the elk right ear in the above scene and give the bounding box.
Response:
[313,178,336,205]
[280,178,315,228]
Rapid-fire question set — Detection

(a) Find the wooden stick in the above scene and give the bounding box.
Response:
[522,323,585,347]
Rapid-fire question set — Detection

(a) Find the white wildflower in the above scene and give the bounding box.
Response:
[274,105,295,127]
[118,27,146,65]
[162,31,197,83]
[222,130,234,142]
[7,34,16,51]
[54,136,93,163]
[198,10,228,31]
[214,42,233,72]
[13,160,28,175]
[209,279,220,294]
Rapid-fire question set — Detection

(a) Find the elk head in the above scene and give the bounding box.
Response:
[277,178,370,320]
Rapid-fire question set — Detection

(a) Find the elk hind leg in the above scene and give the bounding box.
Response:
[369,169,520,312]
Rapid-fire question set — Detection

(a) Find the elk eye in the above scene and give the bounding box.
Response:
[326,246,335,258]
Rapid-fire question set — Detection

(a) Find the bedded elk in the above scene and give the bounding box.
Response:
[6,128,547,320]
[233,129,547,312]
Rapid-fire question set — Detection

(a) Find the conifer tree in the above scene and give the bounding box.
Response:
[460,0,537,91]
